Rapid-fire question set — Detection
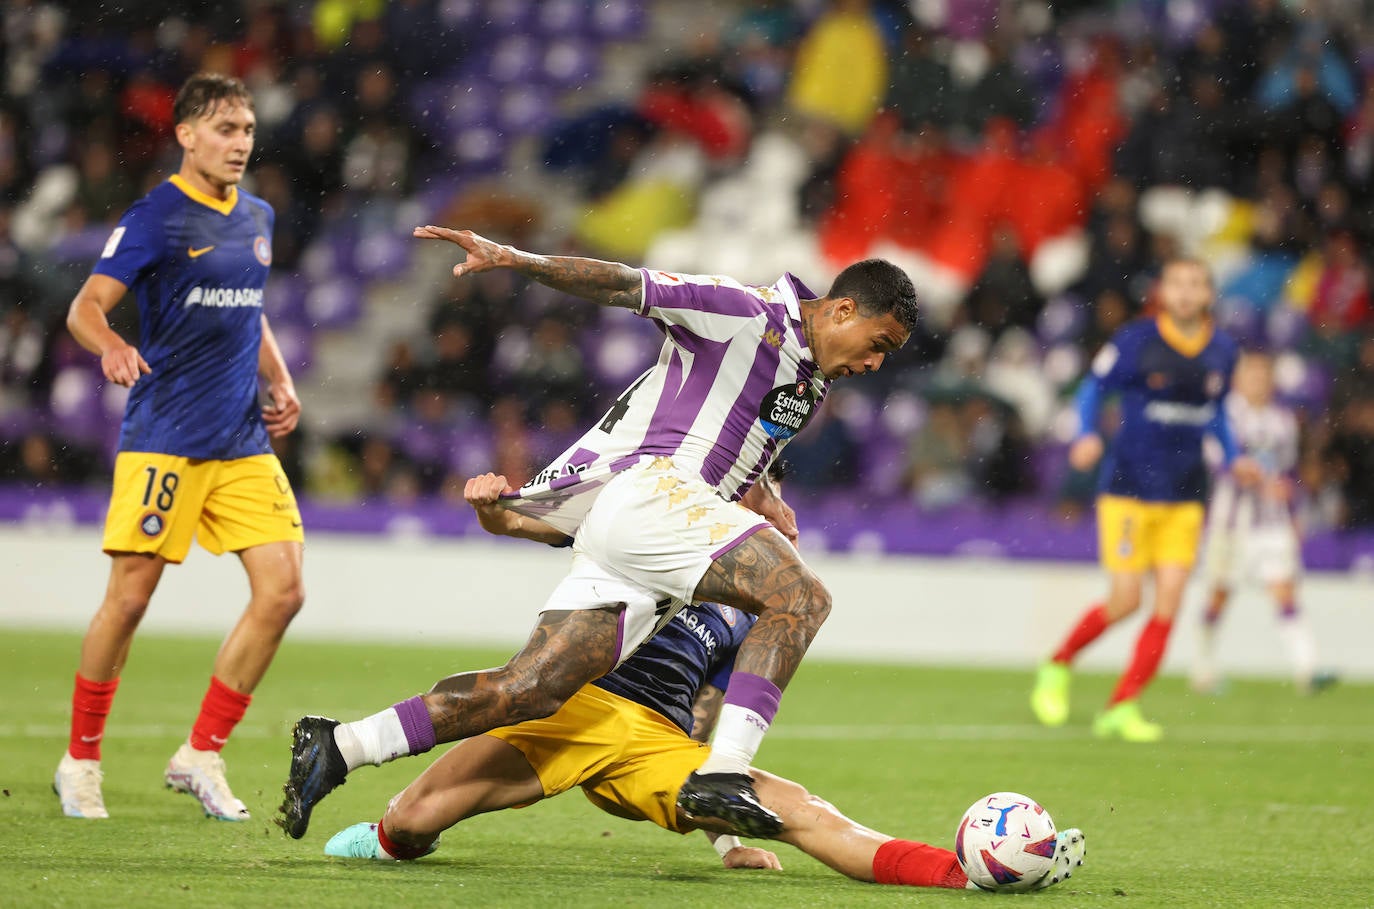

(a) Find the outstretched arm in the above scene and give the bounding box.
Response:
[66,274,149,387]
[413,226,642,310]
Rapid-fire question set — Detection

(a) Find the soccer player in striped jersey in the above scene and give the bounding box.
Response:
[280,228,917,840]
[1029,257,1260,742]
[1192,350,1335,695]
[55,74,305,821]
[320,468,1087,891]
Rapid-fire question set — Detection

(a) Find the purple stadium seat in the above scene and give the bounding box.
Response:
[447,82,499,129]
[497,84,556,135]
[484,0,536,33]
[592,0,646,40]
[304,278,364,330]
[48,366,106,444]
[542,38,598,88]
[439,0,483,28]
[488,34,542,84]
[353,228,412,280]
[536,0,590,36]
[269,323,315,374]
[449,125,507,171]
[264,273,311,329]
[1037,294,1086,346]
[0,405,38,442]
[446,427,494,478]
[1266,305,1309,351]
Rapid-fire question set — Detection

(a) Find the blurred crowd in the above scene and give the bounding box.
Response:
[1,0,1373,533]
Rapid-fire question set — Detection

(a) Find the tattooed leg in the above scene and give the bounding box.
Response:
[682,528,831,794]
[423,608,620,745]
[692,528,832,690]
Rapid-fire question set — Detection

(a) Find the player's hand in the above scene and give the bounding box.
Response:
[1229,456,1263,488]
[1068,434,1104,472]
[740,478,799,546]
[722,846,783,870]
[101,342,151,387]
[412,226,512,278]
[464,472,514,507]
[1265,474,1294,503]
[262,381,301,437]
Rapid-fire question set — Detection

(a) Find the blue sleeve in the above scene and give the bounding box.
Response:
[91,198,163,287]
[707,651,737,692]
[1209,406,1238,466]
[1074,373,1104,439]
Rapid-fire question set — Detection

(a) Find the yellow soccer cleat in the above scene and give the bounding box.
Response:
[1030,662,1071,727]
[1092,700,1163,743]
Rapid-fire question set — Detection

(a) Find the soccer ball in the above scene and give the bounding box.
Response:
[955,792,1058,892]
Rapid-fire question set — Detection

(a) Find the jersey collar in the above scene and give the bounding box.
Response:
[1156,313,1213,358]
[169,174,238,215]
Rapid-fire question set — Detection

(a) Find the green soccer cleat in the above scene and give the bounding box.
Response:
[1030,662,1071,727]
[1030,828,1087,890]
[1092,700,1163,743]
[324,822,438,860]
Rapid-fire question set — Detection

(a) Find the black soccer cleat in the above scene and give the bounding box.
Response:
[676,771,783,838]
[277,715,348,839]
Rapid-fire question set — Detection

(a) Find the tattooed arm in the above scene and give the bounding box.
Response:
[412,225,642,310]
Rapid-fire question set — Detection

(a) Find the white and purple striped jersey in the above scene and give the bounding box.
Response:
[1208,394,1300,532]
[503,269,828,536]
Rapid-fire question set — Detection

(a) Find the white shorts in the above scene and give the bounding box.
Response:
[540,458,769,664]
[1200,523,1301,589]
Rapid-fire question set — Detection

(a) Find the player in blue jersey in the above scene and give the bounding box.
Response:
[318,470,1086,892]
[54,74,305,821]
[1030,257,1259,741]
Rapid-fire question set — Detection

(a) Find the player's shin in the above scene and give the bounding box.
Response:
[333,696,435,771]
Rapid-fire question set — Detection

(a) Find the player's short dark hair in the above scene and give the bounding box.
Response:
[766,459,792,484]
[827,259,919,332]
[174,73,253,125]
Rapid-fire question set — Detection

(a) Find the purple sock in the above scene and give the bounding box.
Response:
[392,696,436,755]
[722,672,782,725]
[1278,600,1299,620]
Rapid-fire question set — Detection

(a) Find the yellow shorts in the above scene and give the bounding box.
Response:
[487,684,708,834]
[1096,495,1203,573]
[102,452,303,563]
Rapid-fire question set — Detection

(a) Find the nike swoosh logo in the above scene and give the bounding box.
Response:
[210,734,228,745]
[80,734,102,743]
[187,245,215,258]
[291,520,303,528]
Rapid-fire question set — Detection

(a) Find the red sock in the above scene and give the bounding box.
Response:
[1052,604,1109,665]
[1109,617,1174,705]
[873,839,967,889]
[377,818,431,861]
[188,676,252,752]
[69,674,120,761]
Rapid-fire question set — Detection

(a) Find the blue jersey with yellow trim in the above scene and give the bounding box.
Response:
[92,175,274,460]
[1080,316,1238,502]
[594,603,756,735]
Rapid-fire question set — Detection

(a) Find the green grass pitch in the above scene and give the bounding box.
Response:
[4,629,1370,907]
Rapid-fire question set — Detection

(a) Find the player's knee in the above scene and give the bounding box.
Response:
[101,590,151,629]
[797,576,832,624]
[260,581,306,627]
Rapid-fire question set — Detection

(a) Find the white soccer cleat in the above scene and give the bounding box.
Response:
[1031,827,1086,890]
[165,742,250,821]
[54,753,109,819]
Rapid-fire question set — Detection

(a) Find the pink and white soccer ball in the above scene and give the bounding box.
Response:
[955,792,1058,892]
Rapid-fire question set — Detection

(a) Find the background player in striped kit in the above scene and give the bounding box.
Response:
[1192,350,1336,695]
[55,74,305,822]
[280,227,917,841]
[1029,257,1260,742]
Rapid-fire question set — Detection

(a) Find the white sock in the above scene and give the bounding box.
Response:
[1277,614,1317,689]
[333,708,410,772]
[697,704,769,776]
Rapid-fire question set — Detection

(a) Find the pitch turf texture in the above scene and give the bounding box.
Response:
[4,631,1369,908]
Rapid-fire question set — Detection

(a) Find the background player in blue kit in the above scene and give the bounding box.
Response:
[1030,257,1259,742]
[54,74,306,821]
[320,469,1086,892]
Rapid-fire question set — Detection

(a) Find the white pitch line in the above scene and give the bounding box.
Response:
[2,722,1371,743]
